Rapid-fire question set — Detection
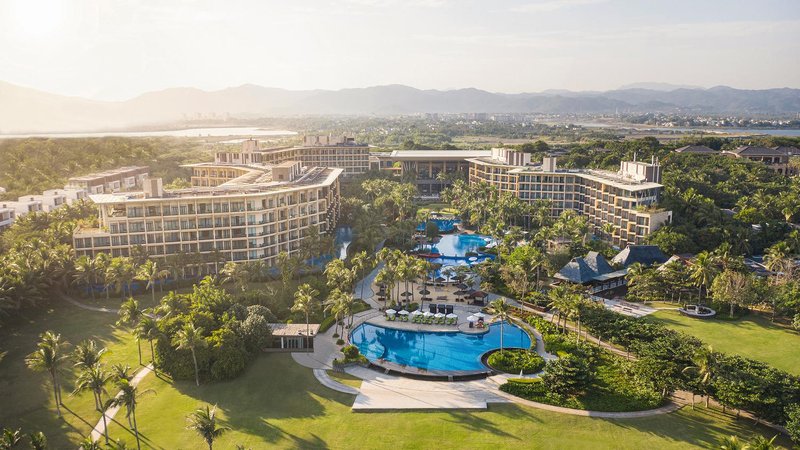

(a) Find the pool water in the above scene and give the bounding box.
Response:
[424,234,492,257]
[417,218,461,233]
[350,322,531,371]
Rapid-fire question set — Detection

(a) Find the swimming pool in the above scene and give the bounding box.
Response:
[350,322,531,372]
[416,234,495,271]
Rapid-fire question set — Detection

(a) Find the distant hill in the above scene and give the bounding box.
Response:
[1,81,799,133]
[617,82,704,91]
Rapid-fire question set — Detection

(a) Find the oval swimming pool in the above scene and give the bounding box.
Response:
[350,322,531,372]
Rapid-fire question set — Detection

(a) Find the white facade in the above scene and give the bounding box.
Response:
[0,207,15,231]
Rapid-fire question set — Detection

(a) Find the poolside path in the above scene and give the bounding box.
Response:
[89,364,153,443]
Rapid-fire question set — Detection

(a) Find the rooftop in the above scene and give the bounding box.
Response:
[674,145,717,154]
[386,150,492,160]
[611,245,668,267]
[269,323,320,337]
[727,146,787,156]
[554,251,615,284]
[68,166,149,182]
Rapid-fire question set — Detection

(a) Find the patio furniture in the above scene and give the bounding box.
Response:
[445,305,454,315]
[437,304,446,314]
[429,304,437,314]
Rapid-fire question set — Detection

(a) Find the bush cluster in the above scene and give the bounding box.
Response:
[487,349,545,374]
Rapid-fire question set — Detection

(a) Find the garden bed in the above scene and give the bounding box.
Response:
[485,348,545,374]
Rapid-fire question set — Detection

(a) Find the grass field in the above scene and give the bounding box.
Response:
[648,309,800,375]
[2,299,794,449]
[103,354,791,450]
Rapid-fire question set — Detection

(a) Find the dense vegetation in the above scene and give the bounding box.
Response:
[0,137,212,199]
[487,349,545,375]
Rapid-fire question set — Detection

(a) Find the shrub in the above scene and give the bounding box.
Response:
[787,404,800,444]
[342,344,360,360]
[336,338,345,346]
[487,349,545,374]
[241,314,272,353]
[541,355,594,397]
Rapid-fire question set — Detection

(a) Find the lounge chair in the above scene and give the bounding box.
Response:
[429,304,437,314]
[445,305,454,315]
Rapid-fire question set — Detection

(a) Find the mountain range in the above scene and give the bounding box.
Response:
[1,81,799,133]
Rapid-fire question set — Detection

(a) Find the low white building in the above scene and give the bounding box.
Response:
[1,199,43,217]
[0,206,15,231]
[45,188,89,205]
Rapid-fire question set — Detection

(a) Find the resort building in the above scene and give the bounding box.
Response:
[268,323,320,351]
[1,198,43,217]
[722,146,797,175]
[0,207,14,232]
[611,245,669,267]
[468,148,673,248]
[214,135,370,178]
[73,159,343,271]
[67,166,150,194]
[371,150,492,196]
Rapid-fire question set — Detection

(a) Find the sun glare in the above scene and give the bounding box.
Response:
[7,0,64,39]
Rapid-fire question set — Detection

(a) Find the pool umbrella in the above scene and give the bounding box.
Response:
[446,313,458,319]
[474,312,486,319]
[467,315,478,322]
[423,311,434,317]
[435,277,446,283]
[398,310,409,316]
[419,288,431,295]
[455,283,469,290]
[386,309,397,315]
[469,290,488,298]
[434,312,445,318]
[410,310,423,316]
[452,274,466,281]
[453,289,470,296]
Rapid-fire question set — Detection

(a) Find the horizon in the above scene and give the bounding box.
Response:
[1,0,798,101]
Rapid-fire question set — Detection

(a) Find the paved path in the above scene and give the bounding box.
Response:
[90,364,154,443]
[61,294,120,314]
[313,368,360,395]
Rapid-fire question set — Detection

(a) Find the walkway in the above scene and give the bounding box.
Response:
[61,294,120,314]
[90,364,153,443]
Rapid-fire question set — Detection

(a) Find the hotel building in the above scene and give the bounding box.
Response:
[0,207,14,232]
[73,159,342,270]
[468,148,672,248]
[722,146,797,176]
[370,150,492,196]
[67,166,150,194]
[215,135,370,178]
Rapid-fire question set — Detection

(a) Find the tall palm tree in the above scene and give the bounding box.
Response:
[117,298,144,365]
[490,298,511,352]
[292,284,319,349]
[682,345,718,409]
[156,291,189,319]
[73,339,108,370]
[111,363,133,383]
[323,289,347,338]
[78,436,102,450]
[74,255,100,300]
[690,251,718,302]
[173,323,206,386]
[350,251,371,300]
[136,317,161,366]
[108,257,136,297]
[137,260,168,303]
[72,364,112,444]
[25,331,69,417]
[186,404,230,450]
[108,379,154,450]
[94,253,112,300]
[220,262,251,293]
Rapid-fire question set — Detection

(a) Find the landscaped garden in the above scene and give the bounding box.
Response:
[648,309,800,375]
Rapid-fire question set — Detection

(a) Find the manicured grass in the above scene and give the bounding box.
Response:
[647,309,800,375]
[325,370,363,389]
[0,301,145,448]
[103,354,791,450]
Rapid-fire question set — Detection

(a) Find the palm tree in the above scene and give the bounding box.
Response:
[350,251,371,300]
[28,431,47,450]
[108,257,136,297]
[220,262,251,293]
[111,363,133,383]
[72,364,112,444]
[156,291,189,319]
[490,298,511,353]
[74,255,100,299]
[718,435,746,450]
[173,323,206,386]
[324,289,347,337]
[292,284,319,349]
[186,404,230,450]
[682,345,718,409]
[73,339,108,370]
[25,331,69,417]
[94,253,112,300]
[136,317,161,366]
[0,428,22,449]
[117,298,144,365]
[276,252,301,297]
[108,380,154,450]
[78,436,102,450]
[690,251,718,302]
[137,260,168,303]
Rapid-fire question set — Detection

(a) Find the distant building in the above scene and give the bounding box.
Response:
[215,136,370,177]
[468,150,672,248]
[67,166,150,194]
[554,251,628,293]
[611,245,668,267]
[269,323,320,351]
[372,150,493,196]
[722,146,796,175]
[1,198,43,217]
[0,206,15,232]
[673,145,717,155]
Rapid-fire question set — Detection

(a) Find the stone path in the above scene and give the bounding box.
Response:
[90,364,154,443]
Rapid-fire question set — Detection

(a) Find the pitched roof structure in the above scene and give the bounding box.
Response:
[554,251,614,284]
[773,146,800,156]
[612,245,668,267]
[728,145,786,156]
[674,145,717,154]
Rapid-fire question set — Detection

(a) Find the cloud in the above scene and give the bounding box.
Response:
[511,0,609,13]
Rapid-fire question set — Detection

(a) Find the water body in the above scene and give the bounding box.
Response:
[573,122,800,136]
[351,321,531,371]
[0,127,297,139]
[334,227,353,260]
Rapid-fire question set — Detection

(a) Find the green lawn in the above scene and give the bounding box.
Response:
[103,354,791,450]
[0,300,144,448]
[648,310,800,375]
[2,300,794,449]
[325,370,363,389]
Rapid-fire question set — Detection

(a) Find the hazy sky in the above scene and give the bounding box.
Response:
[1,0,799,100]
